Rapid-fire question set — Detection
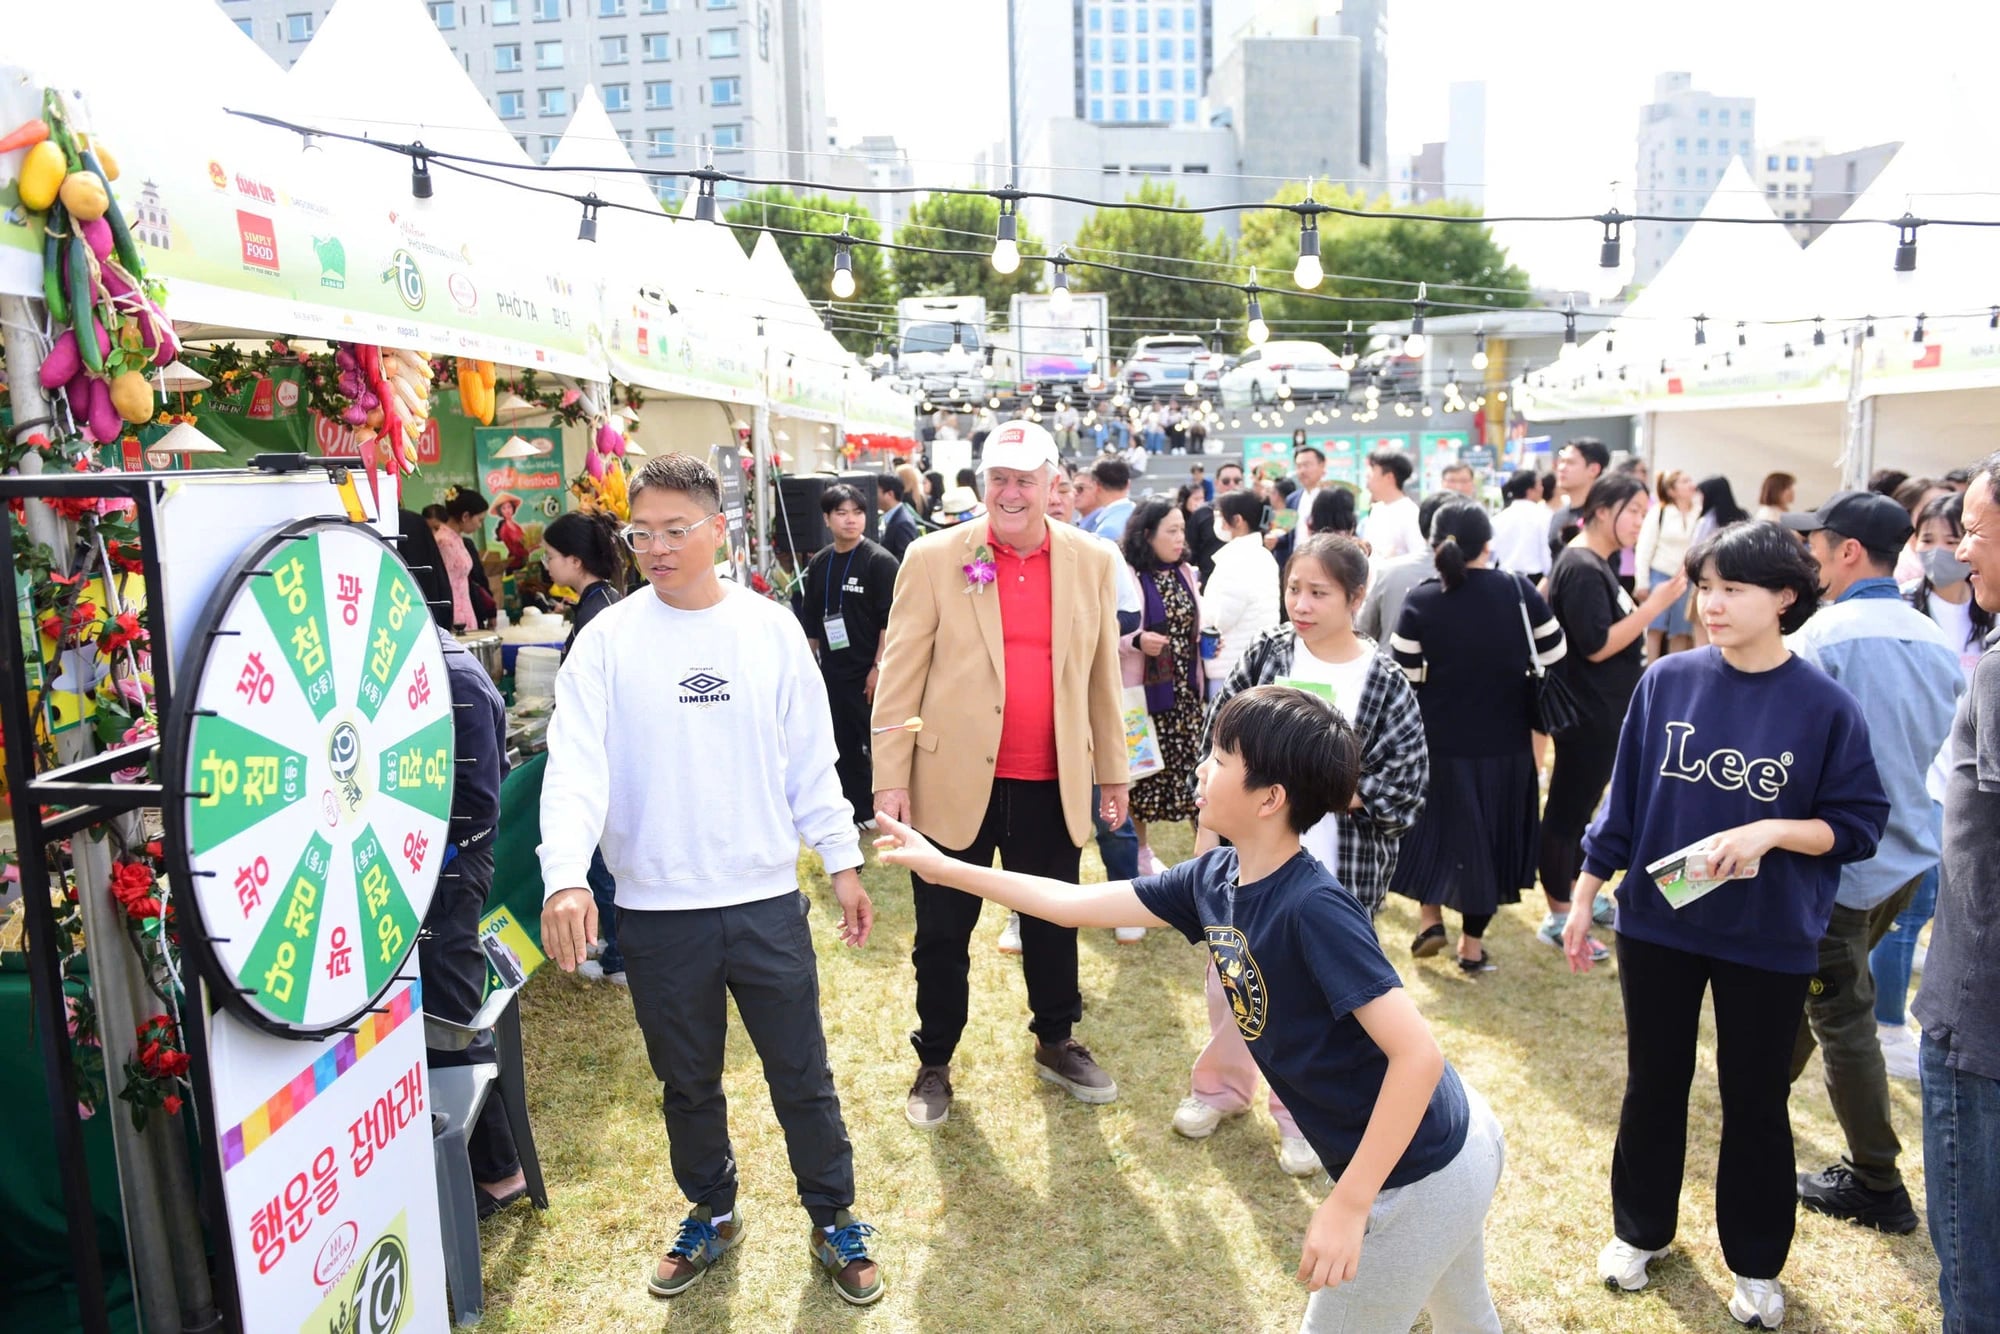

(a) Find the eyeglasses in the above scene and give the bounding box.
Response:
[620,514,718,552]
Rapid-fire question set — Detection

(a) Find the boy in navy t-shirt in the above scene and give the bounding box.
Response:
[875,686,1506,1332]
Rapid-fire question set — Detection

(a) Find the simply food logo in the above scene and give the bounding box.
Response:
[235,210,280,274]
[677,670,731,708]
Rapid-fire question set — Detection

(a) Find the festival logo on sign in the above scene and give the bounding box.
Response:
[448,272,478,312]
[236,211,280,275]
[207,160,229,191]
[383,250,425,311]
[314,236,347,289]
[276,380,301,411]
[1205,926,1268,1041]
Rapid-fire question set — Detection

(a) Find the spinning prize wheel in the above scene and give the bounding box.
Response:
[168,519,453,1038]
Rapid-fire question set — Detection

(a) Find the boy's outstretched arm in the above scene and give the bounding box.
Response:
[873,813,1171,931]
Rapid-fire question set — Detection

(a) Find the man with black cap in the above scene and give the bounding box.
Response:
[1781,490,1964,1233]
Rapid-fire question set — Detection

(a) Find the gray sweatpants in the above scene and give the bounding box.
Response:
[619,890,856,1227]
[1299,1085,1505,1334]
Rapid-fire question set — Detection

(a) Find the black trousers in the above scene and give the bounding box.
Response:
[824,669,874,824]
[910,779,1083,1067]
[1611,932,1812,1280]
[1537,719,1621,906]
[418,847,520,1183]
[621,892,855,1226]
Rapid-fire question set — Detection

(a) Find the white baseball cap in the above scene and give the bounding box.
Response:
[980,420,1060,474]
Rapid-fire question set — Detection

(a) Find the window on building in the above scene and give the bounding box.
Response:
[1111,7,1126,30]
[1675,137,1686,154]
[710,76,741,104]
[1111,38,1126,59]
[604,83,630,111]
[599,0,625,14]
[1740,140,1751,156]
[602,35,627,62]
[1138,98,1150,119]
[1697,107,1709,125]
[1158,69,1172,91]
[533,0,560,19]
[286,12,313,41]
[1785,155,1799,171]
[1159,6,1173,28]
[617,128,635,150]
[641,0,668,9]
[1137,69,1149,92]
[1090,98,1104,120]
[430,2,458,30]
[1137,38,1147,61]
[1695,138,1707,154]
[1716,109,1730,127]
[1089,6,1102,29]
[1674,194,1686,208]
[1183,97,1195,121]
[1135,7,1147,30]
[1802,156,1813,171]
[1132,162,1170,173]
[1157,37,1170,57]
[537,40,563,67]
[498,90,526,118]
[539,87,569,116]
[708,0,736,7]
[644,33,671,60]
[1183,6,1194,29]
[710,27,739,56]
[1695,166,1708,183]
[1783,183,1798,196]
[1113,99,1128,121]
[1089,37,1102,59]
[1182,37,1194,60]
[493,0,519,22]
[648,128,675,157]
[1765,154,1778,170]
[1089,69,1102,92]
[540,133,561,155]
[496,42,523,70]
[1765,183,1778,195]
[713,123,742,149]
[646,79,673,108]
[1184,161,1207,173]
[1113,68,1127,93]
[1738,114,1752,134]
[1159,100,1174,122]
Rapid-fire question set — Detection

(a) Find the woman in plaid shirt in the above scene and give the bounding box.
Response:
[1170,533,1431,1178]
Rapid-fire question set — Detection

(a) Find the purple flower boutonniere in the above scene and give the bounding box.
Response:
[963,544,997,594]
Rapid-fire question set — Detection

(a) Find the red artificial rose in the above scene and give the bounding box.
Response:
[160,1050,190,1077]
[140,1039,161,1068]
[144,840,164,860]
[162,1094,183,1116]
[124,895,163,921]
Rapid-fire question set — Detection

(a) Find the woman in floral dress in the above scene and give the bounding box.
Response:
[1118,498,1206,872]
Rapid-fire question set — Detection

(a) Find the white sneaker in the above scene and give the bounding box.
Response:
[586,937,606,960]
[1114,926,1147,944]
[1170,1096,1232,1139]
[1597,1238,1666,1292]
[1879,1023,1919,1081]
[574,960,629,986]
[997,913,1023,956]
[1277,1135,1323,1178]
[1728,1276,1785,1329]
[1912,943,1928,974]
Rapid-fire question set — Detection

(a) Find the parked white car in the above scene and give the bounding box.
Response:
[1119,335,1225,398]
[1219,340,1350,406]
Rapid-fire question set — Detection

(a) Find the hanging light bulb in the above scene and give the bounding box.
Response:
[1471,326,1489,372]
[1048,251,1072,317]
[1736,321,1748,348]
[1294,216,1323,289]
[1403,283,1429,359]
[1339,319,1357,370]
[830,225,856,298]
[1913,313,1927,344]
[693,174,718,223]
[1245,272,1269,346]
[410,144,435,199]
[1600,212,1624,268]
[1812,317,1826,346]
[1559,299,1578,359]
[1693,314,1708,346]
[991,200,1021,275]
[577,193,601,242]
[1990,306,1999,330]
[949,322,965,355]
[1894,214,1919,272]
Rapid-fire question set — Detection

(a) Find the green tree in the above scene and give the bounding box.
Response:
[1067,179,1240,351]
[890,193,1046,312]
[723,186,888,355]
[1236,183,1532,345]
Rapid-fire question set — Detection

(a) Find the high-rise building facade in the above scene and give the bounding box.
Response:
[1755,137,1823,242]
[1634,72,1755,284]
[223,0,825,187]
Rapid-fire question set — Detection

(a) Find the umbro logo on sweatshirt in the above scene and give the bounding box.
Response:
[677,670,732,707]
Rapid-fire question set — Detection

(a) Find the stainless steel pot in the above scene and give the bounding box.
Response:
[457,631,503,682]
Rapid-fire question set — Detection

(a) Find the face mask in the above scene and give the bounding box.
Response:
[1920,547,1972,586]
[1214,516,1233,544]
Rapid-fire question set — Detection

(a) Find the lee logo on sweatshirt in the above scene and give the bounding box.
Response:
[1658,721,1792,802]
[677,669,732,708]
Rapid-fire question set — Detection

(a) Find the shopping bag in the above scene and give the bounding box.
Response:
[1122,684,1165,780]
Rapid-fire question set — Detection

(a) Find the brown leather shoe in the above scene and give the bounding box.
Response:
[647,1205,742,1297]
[905,1064,952,1128]
[1034,1039,1119,1104]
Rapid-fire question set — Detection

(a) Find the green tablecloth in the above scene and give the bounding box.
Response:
[490,750,548,954]
[0,970,139,1333]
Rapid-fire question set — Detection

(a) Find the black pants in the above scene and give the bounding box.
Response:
[419,847,520,1183]
[621,892,854,1226]
[824,670,874,824]
[910,779,1083,1067]
[1611,932,1812,1280]
[1538,719,1621,906]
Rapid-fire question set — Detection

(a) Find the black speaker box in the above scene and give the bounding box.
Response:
[773,472,882,555]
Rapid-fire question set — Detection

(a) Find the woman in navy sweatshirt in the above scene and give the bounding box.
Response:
[1562,521,1888,1331]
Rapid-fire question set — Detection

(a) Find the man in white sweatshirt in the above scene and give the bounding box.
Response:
[538,453,884,1307]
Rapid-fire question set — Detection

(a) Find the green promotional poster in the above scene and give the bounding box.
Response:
[472,427,567,565]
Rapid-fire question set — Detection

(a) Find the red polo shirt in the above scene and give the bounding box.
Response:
[993,528,1059,781]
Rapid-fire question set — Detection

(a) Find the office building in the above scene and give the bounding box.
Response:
[1803,142,1901,242]
[223,0,827,185]
[1634,72,1755,284]
[1756,137,1823,240]
[822,129,918,240]
[1398,79,1484,207]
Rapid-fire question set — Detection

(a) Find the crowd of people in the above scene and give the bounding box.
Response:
[498,422,1998,1332]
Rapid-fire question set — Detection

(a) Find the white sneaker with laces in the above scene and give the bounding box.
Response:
[1879,1023,1919,1081]
[1728,1276,1785,1329]
[1170,1096,1231,1139]
[577,959,606,980]
[1114,926,1147,944]
[1277,1135,1323,1178]
[997,913,1023,956]
[1597,1238,1666,1292]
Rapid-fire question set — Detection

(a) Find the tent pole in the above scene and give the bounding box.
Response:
[1842,331,1875,490]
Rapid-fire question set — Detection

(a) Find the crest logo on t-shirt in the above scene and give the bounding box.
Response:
[677,670,731,708]
[1206,926,1267,1041]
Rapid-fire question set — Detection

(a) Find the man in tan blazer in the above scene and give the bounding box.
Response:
[872,420,1131,1127]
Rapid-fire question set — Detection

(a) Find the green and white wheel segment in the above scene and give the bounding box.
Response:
[174,519,453,1037]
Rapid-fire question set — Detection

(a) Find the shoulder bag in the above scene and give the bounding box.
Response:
[1513,573,1579,737]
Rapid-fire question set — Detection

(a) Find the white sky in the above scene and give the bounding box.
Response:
[822,0,2000,295]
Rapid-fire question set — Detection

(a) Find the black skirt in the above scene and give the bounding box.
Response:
[1389,751,1541,915]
